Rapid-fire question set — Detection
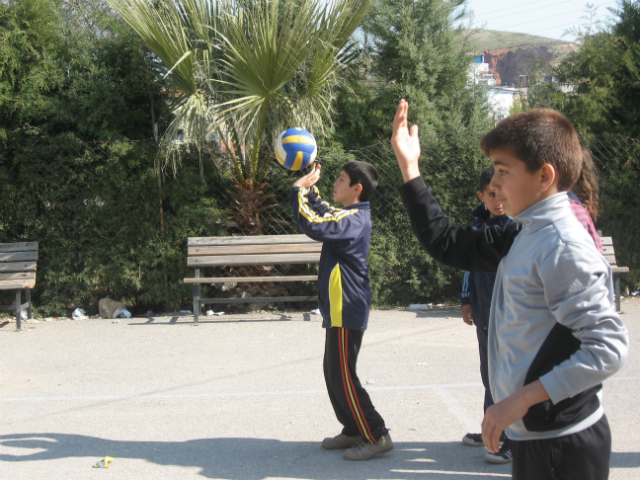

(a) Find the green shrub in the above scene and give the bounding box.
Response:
[0,138,229,316]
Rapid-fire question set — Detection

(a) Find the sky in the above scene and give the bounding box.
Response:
[464,0,621,42]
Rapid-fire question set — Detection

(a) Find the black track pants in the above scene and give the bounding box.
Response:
[323,327,387,444]
[477,325,510,448]
[511,415,611,480]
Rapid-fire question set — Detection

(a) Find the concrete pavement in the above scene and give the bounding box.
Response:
[1,299,639,479]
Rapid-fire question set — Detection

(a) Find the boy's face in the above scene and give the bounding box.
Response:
[333,170,362,205]
[490,148,558,217]
[478,188,504,216]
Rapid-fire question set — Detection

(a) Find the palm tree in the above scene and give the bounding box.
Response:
[108,0,372,234]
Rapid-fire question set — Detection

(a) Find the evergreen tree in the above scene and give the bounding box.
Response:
[525,0,640,138]
[332,0,491,148]
[0,0,164,143]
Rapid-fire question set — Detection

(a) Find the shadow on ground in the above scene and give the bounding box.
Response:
[2,433,637,479]
[127,313,310,326]
[0,434,514,479]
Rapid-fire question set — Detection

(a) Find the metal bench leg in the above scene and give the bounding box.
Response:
[615,274,621,313]
[25,289,33,319]
[15,290,22,330]
[193,267,200,324]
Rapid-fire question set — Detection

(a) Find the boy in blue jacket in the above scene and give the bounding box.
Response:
[290,161,392,461]
[460,166,513,464]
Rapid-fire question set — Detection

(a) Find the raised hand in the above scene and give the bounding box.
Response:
[293,163,321,189]
[391,99,421,183]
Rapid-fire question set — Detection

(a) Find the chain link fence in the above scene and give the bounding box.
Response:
[1,131,636,315]
[202,132,640,310]
[588,134,640,293]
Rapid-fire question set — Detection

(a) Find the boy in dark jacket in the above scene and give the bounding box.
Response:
[290,161,392,461]
[460,166,512,464]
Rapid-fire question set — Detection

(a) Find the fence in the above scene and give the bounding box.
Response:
[200,132,640,310]
[0,132,637,316]
[192,131,489,309]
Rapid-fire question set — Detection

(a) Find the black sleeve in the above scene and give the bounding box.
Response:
[398,177,520,273]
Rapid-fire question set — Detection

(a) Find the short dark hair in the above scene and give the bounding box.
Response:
[342,161,378,201]
[478,166,495,192]
[480,109,583,191]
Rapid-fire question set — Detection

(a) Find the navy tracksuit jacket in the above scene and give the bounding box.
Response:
[460,204,512,329]
[290,186,372,331]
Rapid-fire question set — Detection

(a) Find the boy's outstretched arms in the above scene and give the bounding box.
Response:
[391,100,520,273]
[290,164,365,244]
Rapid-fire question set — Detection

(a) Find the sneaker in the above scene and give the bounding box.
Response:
[321,433,363,450]
[343,433,394,461]
[484,446,513,464]
[462,433,484,446]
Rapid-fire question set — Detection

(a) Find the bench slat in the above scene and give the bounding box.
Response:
[188,235,318,247]
[0,251,38,262]
[0,261,37,273]
[601,245,614,255]
[0,279,36,289]
[189,244,322,256]
[0,242,38,253]
[184,275,318,284]
[0,272,36,281]
[188,253,321,267]
[612,266,630,274]
[201,296,318,304]
[600,237,612,246]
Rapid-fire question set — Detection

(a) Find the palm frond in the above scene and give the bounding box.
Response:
[107,0,198,95]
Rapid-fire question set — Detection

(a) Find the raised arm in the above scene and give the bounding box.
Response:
[391,99,422,183]
[392,100,520,272]
[290,166,364,243]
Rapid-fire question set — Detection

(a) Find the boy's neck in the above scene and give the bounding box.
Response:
[340,197,361,207]
[518,187,561,216]
[515,190,566,217]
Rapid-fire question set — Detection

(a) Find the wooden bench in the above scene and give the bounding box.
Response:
[601,236,629,312]
[0,242,38,330]
[185,235,322,323]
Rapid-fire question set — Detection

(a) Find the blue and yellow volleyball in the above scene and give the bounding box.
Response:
[275,128,317,171]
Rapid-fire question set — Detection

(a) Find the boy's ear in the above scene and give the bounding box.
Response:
[477,191,485,202]
[540,163,557,192]
[353,183,363,197]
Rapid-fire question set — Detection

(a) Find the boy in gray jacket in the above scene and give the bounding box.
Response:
[391,100,628,480]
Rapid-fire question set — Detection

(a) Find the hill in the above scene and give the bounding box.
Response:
[467,29,571,51]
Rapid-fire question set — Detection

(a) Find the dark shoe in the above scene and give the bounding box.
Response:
[343,433,394,460]
[462,432,484,446]
[485,445,512,464]
[321,433,363,450]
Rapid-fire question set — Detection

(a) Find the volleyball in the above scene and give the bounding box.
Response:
[275,128,317,171]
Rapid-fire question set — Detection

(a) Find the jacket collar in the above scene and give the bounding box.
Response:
[344,201,369,210]
[473,204,489,220]
[473,204,510,226]
[514,192,571,233]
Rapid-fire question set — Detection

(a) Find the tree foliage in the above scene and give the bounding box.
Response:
[0,0,230,315]
[525,0,640,138]
[332,0,492,148]
[520,1,640,291]
[107,0,373,182]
